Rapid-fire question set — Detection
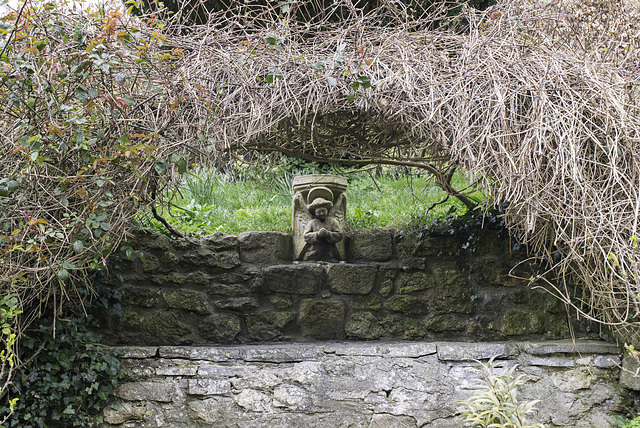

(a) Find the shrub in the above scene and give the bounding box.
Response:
[459,356,542,428]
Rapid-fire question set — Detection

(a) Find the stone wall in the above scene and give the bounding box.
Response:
[98,224,589,346]
[104,340,626,427]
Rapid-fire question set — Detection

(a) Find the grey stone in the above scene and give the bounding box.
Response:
[349,230,394,261]
[103,402,149,424]
[213,297,260,310]
[370,413,417,428]
[594,355,621,368]
[238,231,292,263]
[199,313,242,343]
[620,352,640,390]
[119,346,158,359]
[122,287,161,308]
[519,340,619,355]
[245,311,296,341]
[300,299,345,339]
[114,381,179,402]
[162,290,211,314]
[346,312,384,340]
[398,272,435,294]
[201,232,238,251]
[437,342,518,361]
[526,356,575,367]
[187,379,232,396]
[327,264,377,295]
[263,264,323,294]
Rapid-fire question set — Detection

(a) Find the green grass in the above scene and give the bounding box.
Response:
[138,167,484,235]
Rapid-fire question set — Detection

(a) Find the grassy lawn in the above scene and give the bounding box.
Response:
[138,167,484,235]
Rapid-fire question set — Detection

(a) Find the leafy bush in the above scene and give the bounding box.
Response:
[0,313,123,427]
[459,356,542,428]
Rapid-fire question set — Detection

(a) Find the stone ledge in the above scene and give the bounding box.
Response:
[120,340,620,363]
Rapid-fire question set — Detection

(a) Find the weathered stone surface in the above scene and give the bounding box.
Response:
[201,232,238,251]
[345,312,383,340]
[134,311,193,345]
[398,272,435,294]
[385,295,430,316]
[239,231,292,263]
[426,314,466,333]
[105,341,625,428]
[103,402,149,424]
[162,290,210,314]
[122,287,161,308]
[300,299,345,339]
[501,310,545,336]
[199,313,242,342]
[187,379,231,396]
[263,264,323,294]
[114,381,180,402]
[327,264,377,295]
[213,297,259,311]
[620,352,640,390]
[120,346,159,359]
[245,312,296,341]
[349,230,394,261]
[437,342,518,361]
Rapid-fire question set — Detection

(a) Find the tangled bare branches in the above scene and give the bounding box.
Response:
[3,0,640,369]
[157,0,640,339]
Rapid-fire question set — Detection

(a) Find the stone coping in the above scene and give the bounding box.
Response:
[116,339,620,361]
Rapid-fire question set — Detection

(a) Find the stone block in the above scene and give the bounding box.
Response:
[162,289,211,314]
[263,264,323,294]
[327,264,377,295]
[437,342,518,361]
[300,299,345,339]
[501,310,545,336]
[119,346,159,359]
[239,231,292,263]
[519,340,619,355]
[103,402,149,425]
[398,272,435,294]
[122,287,160,308]
[213,297,260,311]
[620,352,640,390]
[246,312,296,341]
[345,312,383,340]
[199,313,242,343]
[201,232,238,251]
[426,314,466,333]
[384,295,430,316]
[349,230,394,261]
[114,381,179,402]
[370,414,417,428]
[187,379,232,396]
[379,268,398,297]
[207,282,254,297]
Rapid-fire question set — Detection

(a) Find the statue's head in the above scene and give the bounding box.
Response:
[308,197,333,221]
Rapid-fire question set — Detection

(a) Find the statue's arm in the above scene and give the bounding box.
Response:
[303,221,319,243]
[325,219,344,243]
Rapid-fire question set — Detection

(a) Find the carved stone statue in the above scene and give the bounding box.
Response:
[292,175,348,261]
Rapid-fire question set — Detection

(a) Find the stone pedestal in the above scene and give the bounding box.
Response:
[292,174,348,261]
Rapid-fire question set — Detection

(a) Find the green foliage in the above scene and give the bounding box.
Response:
[138,166,480,234]
[0,312,123,428]
[459,356,543,428]
[617,414,640,428]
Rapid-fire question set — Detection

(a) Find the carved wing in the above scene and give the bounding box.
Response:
[329,193,347,227]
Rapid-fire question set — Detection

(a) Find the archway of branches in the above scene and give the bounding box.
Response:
[2,0,640,349]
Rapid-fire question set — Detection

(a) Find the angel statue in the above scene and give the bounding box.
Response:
[292,186,347,262]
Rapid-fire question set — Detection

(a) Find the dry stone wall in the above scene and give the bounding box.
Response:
[103,340,626,427]
[98,224,589,346]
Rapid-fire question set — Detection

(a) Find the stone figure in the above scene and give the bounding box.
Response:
[292,175,348,261]
[301,194,345,261]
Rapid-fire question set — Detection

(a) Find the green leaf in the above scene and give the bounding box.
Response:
[327,76,337,86]
[62,261,75,270]
[57,269,69,281]
[266,74,274,84]
[73,240,84,253]
[76,86,88,103]
[100,222,111,231]
[154,160,167,175]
